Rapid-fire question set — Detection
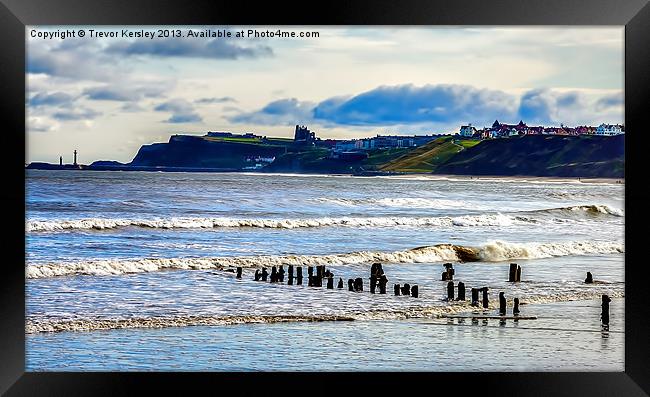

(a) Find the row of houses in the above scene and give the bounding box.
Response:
[459,120,625,139]
[332,134,446,152]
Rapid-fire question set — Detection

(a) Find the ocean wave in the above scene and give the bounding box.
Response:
[531,204,623,217]
[26,213,534,232]
[26,290,624,334]
[26,240,623,279]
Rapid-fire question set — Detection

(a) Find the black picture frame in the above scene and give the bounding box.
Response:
[2,0,648,395]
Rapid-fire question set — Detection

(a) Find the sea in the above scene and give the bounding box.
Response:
[25,170,625,371]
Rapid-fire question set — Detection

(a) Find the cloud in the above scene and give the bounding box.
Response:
[52,108,102,121]
[229,98,315,125]
[106,38,273,60]
[83,85,167,102]
[195,96,236,104]
[229,84,623,128]
[28,92,75,108]
[595,93,624,110]
[154,99,203,123]
[27,39,117,80]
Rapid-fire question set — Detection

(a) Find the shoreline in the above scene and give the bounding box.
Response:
[25,167,624,184]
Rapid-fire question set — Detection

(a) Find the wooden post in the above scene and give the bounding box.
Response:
[296,266,303,285]
[270,266,278,283]
[447,281,454,301]
[278,265,285,282]
[401,283,411,296]
[308,275,313,287]
[601,294,611,325]
[499,292,506,315]
[308,266,314,277]
[370,275,377,294]
[287,265,293,285]
[457,282,465,301]
[354,277,363,292]
[261,268,268,281]
[411,285,419,298]
[348,279,354,291]
[236,267,242,279]
[337,278,343,289]
[513,298,520,315]
[327,276,334,289]
[516,265,522,282]
[585,272,593,284]
[471,288,479,306]
[482,287,489,309]
[509,263,517,282]
[379,275,388,294]
[254,269,260,281]
[394,284,401,296]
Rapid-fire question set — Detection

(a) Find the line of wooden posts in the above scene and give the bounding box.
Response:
[235,261,612,325]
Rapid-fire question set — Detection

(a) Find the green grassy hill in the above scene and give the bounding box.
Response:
[378,137,479,172]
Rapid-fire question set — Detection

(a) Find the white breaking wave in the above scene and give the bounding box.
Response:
[26,240,623,279]
[478,240,624,262]
[26,214,531,232]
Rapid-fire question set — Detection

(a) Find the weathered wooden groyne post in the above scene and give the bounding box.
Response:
[585,272,594,284]
[348,279,355,291]
[337,277,343,289]
[254,269,260,281]
[499,292,506,315]
[482,287,489,309]
[509,263,517,282]
[394,284,401,296]
[327,275,334,289]
[447,281,454,301]
[601,294,611,325]
[457,282,466,301]
[278,265,285,282]
[270,266,278,283]
[411,285,419,298]
[296,266,303,285]
[513,298,520,315]
[261,268,269,281]
[516,265,522,282]
[401,283,411,296]
[354,277,364,292]
[236,267,242,279]
[441,263,454,281]
[471,288,479,307]
[370,275,377,294]
[378,275,388,294]
[287,265,294,285]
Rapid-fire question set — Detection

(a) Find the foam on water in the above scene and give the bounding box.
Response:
[26,240,624,279]
[25,290,624,334]
[26,204,622,232]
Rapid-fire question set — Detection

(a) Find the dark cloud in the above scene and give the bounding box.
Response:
[106,38,273,60]
[28,92,75,108]
[229,98,315,125]
[52,108,102,121]
[595,93,624,110]
[154,99,203,123]
[229,84,622,128]
[83,85,167,102]
[195,97,237,104]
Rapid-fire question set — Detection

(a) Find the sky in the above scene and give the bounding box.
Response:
[26,26,624,164]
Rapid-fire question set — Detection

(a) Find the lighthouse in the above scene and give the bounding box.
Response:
[73,150,78,166]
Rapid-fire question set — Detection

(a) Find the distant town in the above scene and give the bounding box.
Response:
[27,120,625,178]
[207,120,625,162]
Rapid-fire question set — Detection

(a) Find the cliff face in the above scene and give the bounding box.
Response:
[433,135,624,178]
[129,135,287,169]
